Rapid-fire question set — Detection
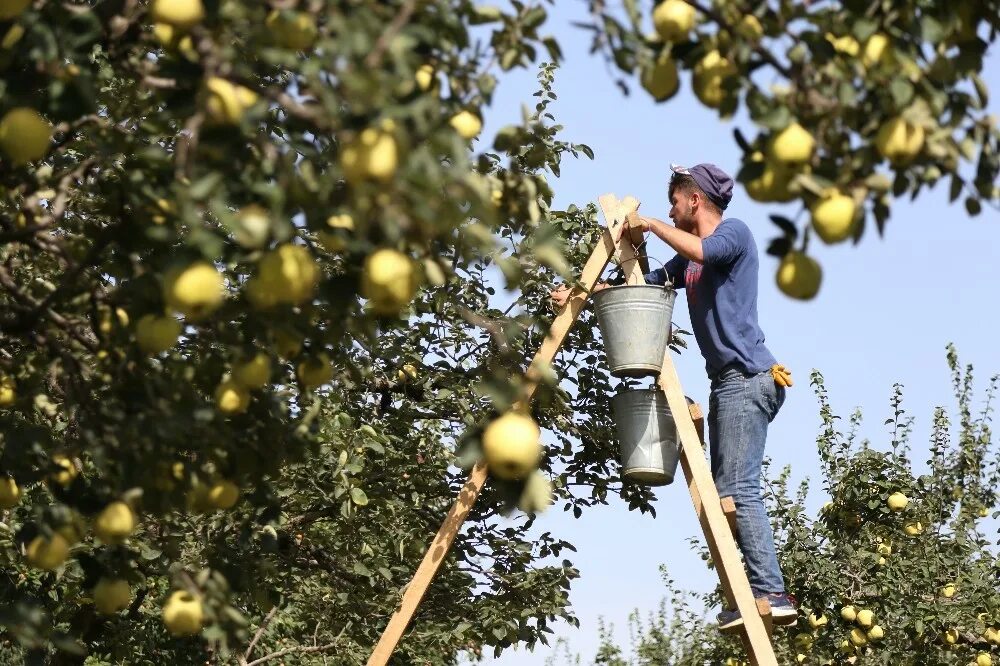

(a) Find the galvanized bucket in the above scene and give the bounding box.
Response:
[592,284,676,377]
[611,388,680,486]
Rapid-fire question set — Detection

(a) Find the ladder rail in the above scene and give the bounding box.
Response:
[366,195,640,666]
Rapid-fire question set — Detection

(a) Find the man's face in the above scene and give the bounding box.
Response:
[668,189,696,232]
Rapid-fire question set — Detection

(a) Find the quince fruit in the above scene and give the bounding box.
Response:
[482,411,542,480]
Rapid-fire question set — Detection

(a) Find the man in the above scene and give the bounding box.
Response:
[551,163,796,629]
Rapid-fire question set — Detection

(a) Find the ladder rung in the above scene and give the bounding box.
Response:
[721,496,738,539]
[719,598,774,637]
[687,401,705,444]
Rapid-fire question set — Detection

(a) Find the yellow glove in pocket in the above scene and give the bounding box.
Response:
[771,363,793,388]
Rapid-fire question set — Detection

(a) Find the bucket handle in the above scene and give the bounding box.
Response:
[609,252,672,287]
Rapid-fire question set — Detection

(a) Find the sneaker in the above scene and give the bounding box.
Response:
[766,592,799,625]
[717,592,798,630]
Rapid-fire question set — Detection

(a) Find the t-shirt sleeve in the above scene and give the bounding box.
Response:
[701,219,747,267]
[643,267,667,285]
[608,255,685,287]
[664,254,687,289]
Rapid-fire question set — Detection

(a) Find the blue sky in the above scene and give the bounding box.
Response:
[467,5,999,664]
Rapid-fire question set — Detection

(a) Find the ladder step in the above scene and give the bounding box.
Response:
[719,598,774,637]
[721,496,738,539]
[687,400,705,444]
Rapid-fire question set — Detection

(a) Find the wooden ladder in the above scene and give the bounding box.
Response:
[367,194,779,666]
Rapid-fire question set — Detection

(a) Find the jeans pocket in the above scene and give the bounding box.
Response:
[754,372,779,420]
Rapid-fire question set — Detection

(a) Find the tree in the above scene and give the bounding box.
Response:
[561,347,1000,665]
[0,2,600,662]
[0,0,995,664]
[584,0,999,298]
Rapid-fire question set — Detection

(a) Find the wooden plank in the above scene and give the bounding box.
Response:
[623,202,651,276]
[601,195,645,285]
[368,194,641,666]
[658,352,778,666]
[622,208,644,246]
[756,597,774,637]
[522,194,641,403]
[721,496,738,540]
[366,463,489,665]
[688,401,705,445]
[621,207,650,275]
[681,451,736,608]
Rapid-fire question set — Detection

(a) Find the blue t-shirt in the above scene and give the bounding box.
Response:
[644,218,776,378]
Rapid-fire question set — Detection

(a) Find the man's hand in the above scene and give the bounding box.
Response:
[620,212,651,241]
[549,282,610,309]
[550,284,572,308]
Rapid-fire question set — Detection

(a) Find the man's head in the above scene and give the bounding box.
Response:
[667,163,733,231]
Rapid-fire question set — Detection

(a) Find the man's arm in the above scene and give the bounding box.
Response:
[637,216,704,264]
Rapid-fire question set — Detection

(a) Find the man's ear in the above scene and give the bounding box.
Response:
[689,190,701,211]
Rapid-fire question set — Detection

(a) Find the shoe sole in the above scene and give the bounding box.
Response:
[771,608,798,625]
[717,609,798,631]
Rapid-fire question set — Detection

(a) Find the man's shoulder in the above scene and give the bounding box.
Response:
[719,217,755,242]
[720,217,751,233]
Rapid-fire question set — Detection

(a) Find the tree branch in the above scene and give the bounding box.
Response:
[682,0,793,79]
[245,641,340,666]
[239,607,279,666]
[364,0,419,70]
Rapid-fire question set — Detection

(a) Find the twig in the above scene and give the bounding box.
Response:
[142,74,178,89]
[682,0,793,79]
[364,0,419,70]
[239,607,279,666]
[45,158,98,225]
[174,111,205,180]
[456,307,511,355]
[246,641,339,666]
[245,623,349,666]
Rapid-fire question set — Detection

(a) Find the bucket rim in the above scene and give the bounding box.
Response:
[594,283,676,294]
[612,386,664,397]
[611,387,673,410]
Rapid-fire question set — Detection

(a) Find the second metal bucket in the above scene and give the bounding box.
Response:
[611,388,680,486]
[592,284,676,378]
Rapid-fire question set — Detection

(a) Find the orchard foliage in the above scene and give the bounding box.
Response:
[0,0,600,662]
[585,0,998,297]
[0,0,996,664]
[558,347,1000,666]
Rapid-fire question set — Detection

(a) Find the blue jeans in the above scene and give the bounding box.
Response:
[708,366,786,596]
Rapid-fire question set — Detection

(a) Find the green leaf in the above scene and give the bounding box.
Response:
[890,78,914,107]
[920,16,945,44]
[500,48,520,71]
[851,18,879,42]
[864,173,892,192]
[972,73,989,108]
[754,105,791,131]
[523,7,546,29]
[350,487,369,506]
[838,81,857,106]
[542,36,563,63]
[766,236,791,258]
[965,197,982,216]
[769,215,797,238]
[188,171,224,201]
[949,175,964,202]
[469,5,504,24]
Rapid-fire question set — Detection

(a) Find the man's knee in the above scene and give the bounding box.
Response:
[730,485,764,506]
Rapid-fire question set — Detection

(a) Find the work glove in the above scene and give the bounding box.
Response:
[771,363,793,388]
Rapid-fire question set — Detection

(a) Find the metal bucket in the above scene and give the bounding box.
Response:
[611,388,680,486]
[592,284,676,378]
